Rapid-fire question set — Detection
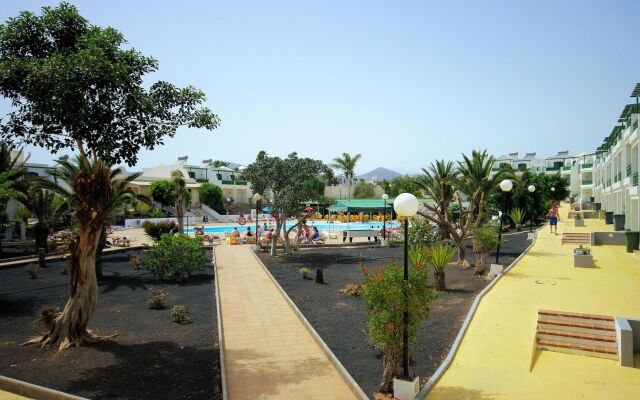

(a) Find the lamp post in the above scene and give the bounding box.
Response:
[393,193,419,380]
[382,193,389,246]
[495,179,513,264]
[226,197,231,223]
[253,193,261,250]
[528,185,536,232]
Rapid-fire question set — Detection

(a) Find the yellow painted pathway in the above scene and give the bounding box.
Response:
[427,205,640,399]
[215,245,358,400]
[0,390,30,400]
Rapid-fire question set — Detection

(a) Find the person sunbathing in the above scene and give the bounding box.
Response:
[230,227,240,238]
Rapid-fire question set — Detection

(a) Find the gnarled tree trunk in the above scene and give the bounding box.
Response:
[379,341,402,393]
[25,157,113,351]
[175,194,185,234]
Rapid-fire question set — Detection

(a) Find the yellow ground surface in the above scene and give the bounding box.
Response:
[0,391,30,400]
[427,204,640,400]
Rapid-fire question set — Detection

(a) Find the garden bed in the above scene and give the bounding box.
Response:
[256,232,530,397]
[0,251,221,400]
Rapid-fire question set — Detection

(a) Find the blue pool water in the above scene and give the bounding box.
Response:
[184,221,399,234]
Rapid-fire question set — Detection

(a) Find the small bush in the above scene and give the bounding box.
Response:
[145,235,207,280]
[171,304,192,324]
[472,222,501,275]
[143,220,178,242]
[25,263,38,279]
[33,306,58,332]
[338,283,362,296]
[299,267,311,279]
[146,289,167,309]
[149,208,166,218]
[130,255,143,269]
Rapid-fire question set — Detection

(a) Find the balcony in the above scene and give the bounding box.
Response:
[627,165,632,177]
[607,178,611,187]
[562,166,571,171]
[581,179,593,185]
[634,173,639,187]
[582,163,593,169]
[221,180,248,186]
[618,172,622,181]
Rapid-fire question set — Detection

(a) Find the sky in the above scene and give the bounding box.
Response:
[1,1,639,175]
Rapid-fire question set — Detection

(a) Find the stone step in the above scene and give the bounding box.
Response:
[536,339,618,360]
[538,318,616,336]
[538,309,615,324]
[536,330,617,349]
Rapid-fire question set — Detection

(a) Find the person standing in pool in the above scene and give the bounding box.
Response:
[547,200,560,234]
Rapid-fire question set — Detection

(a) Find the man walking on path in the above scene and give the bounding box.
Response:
[548,200,560,234]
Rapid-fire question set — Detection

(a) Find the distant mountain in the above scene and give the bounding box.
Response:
[357,167,401,182]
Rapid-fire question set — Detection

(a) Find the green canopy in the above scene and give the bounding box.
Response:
[328,199,393,213]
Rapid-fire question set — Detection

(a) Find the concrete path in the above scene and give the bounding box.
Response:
[215,245,358,400]
[426,204,640,399]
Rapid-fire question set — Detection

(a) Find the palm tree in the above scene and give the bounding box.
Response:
[171,170,187,234]
[21,188,67,252]
[43,156,146,276]
[457,150,512,225]
[330,153,362,198]
[0,142,29,253]
[415,160,474,267]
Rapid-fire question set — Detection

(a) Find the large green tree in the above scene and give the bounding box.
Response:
[331,152,361,198]
[0,3,219,350]
[242,152,332,255]
[150,180,177,208]
[198,182,224,213]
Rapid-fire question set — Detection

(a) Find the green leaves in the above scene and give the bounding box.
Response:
[145,234,207,281]
[0,3,219,166]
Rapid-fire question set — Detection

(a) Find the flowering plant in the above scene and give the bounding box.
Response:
[361,255,436,392]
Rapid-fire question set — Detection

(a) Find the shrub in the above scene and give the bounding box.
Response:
[149,208,166,218]
[145,235,207,280]
[472,222,501,275]
[509,207,525,229]
[299,267,311,279]
[137,201,150,217]
[198,182,225,213]
[143,220,178,241]
[429,241,458,291]
[361,261,436,392]
[171,304,192,324]
[354,181,375,199]
[130,255,143,269]
[338,283,362,296]
[146,289,167,309]
[25,263,38,279]
[33,306,58,331]
[408,216,437,247]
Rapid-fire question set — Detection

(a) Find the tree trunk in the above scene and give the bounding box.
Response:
[20,221,26,241]
[175,195,185,234]
[95,225,108,279]
[26,223,101,351]
[34,223,49,253]
[456,241,470,268]
[379,341,402,393]
[473,252,485,275]
[24,154,114,352]
[434,270,446,291]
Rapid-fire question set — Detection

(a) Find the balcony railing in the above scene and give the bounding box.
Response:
[634,173,639,187]
[581,179,593,185]
[582,163,593,169]
[618,172,622,181]
[221,180,247,185]
[607,178,611,187]
[562,166,571,171]
[627,165,632,177]
[545,166,560,171]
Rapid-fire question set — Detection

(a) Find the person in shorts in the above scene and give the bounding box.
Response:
[548,200,560,234]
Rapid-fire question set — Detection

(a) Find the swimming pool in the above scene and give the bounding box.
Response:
[184,221,400,234]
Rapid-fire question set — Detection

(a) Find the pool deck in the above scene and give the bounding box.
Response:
[426,204,640,399]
